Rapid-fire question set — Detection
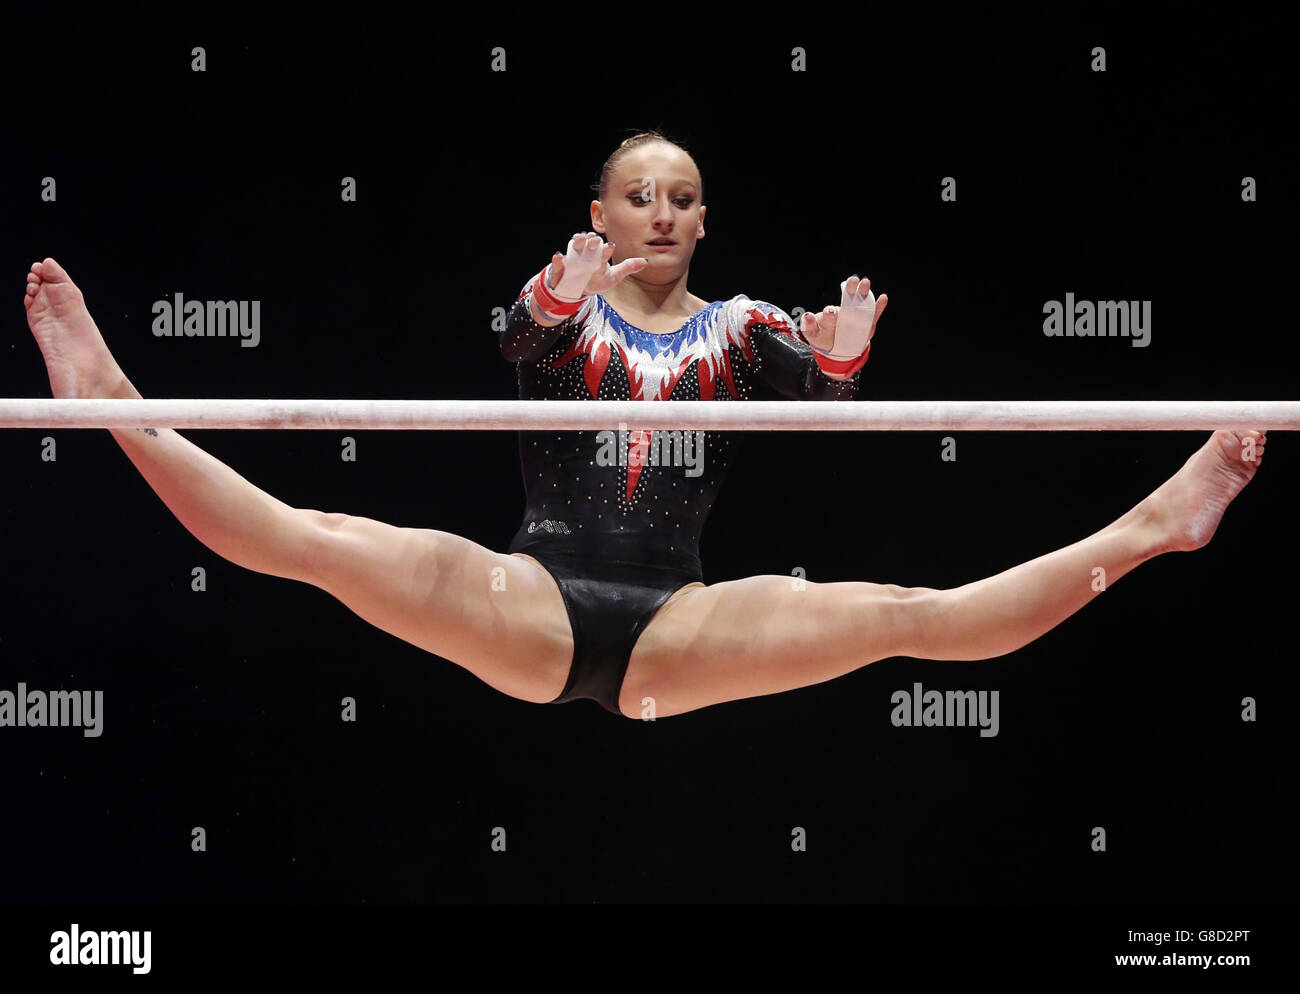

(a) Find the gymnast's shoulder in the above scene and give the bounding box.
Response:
[720,295,802,338]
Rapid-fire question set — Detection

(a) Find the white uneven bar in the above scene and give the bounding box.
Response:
[0,399,1296,431]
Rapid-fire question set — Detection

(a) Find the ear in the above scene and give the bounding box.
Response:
[590,199,605,233]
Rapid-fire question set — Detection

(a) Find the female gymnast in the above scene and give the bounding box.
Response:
[23,131,1268,720]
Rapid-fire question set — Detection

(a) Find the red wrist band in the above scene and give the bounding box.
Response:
[812,340,872,378]
[531,265,585,317]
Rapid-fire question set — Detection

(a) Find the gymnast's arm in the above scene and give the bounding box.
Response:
[748,323,864,401]
[498,291,574,363]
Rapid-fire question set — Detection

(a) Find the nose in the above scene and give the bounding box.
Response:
[652,196,675,226]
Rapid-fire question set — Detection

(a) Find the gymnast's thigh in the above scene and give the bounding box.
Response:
[623,573,928,717]
[300,513,573,703]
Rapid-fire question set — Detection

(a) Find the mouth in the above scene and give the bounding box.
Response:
[646,239,677,250]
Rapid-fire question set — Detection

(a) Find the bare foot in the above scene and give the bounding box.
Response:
[1145,429,1268,552]
[24,257,134,399]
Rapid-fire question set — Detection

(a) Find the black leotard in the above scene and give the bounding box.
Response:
[496,271,864,715]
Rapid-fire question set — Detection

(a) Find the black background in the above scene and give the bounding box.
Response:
[1,7,1294,909]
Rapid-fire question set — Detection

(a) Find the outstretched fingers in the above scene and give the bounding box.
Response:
[606,254,649,284]
[872,293,889,334]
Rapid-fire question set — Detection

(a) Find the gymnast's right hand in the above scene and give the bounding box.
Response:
[546,232,648,302]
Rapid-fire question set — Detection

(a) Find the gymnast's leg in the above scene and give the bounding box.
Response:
[623,429,1266,717]
[23,258,572,704]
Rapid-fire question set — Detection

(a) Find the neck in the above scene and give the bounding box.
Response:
[604,271,696,315]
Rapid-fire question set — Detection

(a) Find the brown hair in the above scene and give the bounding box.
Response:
[590,129,702,201]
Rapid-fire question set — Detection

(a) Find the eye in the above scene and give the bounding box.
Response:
[627,195,695,207]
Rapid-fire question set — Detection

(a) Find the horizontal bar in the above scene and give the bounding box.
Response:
[0,399,1296,431]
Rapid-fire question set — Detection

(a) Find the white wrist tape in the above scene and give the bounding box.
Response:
[814,279,876,361]
[550,235,608,303]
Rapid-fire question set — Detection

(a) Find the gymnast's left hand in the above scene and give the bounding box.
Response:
[800,276,888,356]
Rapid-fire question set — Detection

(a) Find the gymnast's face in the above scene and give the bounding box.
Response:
[591,143,706,279]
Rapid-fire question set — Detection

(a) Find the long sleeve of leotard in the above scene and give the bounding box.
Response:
[747,323,863,401]
[499,293,574,363]
[499,273,578,363]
